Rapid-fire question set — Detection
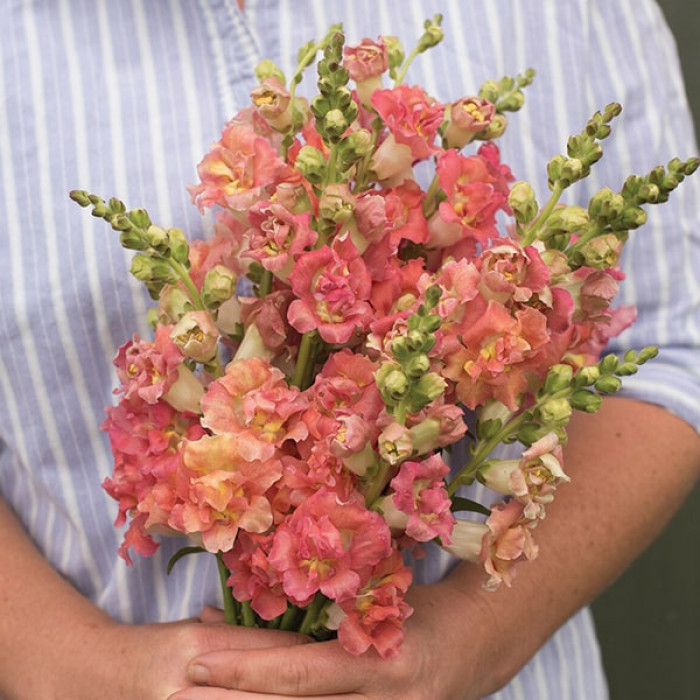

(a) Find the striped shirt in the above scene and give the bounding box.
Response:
[1,1,698,697]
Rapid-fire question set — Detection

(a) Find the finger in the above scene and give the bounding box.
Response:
[187,640,381,695]
[170,689,361,700]
[199,606,227,624]
[198,624,311,652]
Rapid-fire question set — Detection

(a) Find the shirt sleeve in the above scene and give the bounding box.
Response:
[582,0,700,432]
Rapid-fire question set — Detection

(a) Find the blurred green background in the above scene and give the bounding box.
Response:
[590,2,700,698]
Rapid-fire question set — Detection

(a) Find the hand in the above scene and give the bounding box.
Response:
[168,573,501,700]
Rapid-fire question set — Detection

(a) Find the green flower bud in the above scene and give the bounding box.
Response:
[508,181,538,224]
[405,354,431,380]
[599,354,619,373]
[295,145,327,184]
[69,189,91,207]
[637,346,659,364]
[479,80,501,103]
[543,364,573,393]
[323,108,349,140]
[167,227,190,264]
[615,362,639,377]
[574,365,600,386]
[547,205,589,233]
[145,225,169,252]
[319,183,354,224]
[477,113,507,140]
[202,265,237,309]
[580,233,622,268]
[384,35,405,75]
[594,375,623,394]
[130,255,177,286]
[255,58,286,83]
[538,397,572,426]
[119,229,149,251]
[417,15,444,52]
[127,208,152,230]
[409,372,447,409]
[570,389,603,413]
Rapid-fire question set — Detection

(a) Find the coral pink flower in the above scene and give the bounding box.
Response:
[443,301,551,410]
[113,325,185,405]
[480,500,539,591]
[343,37,389,82]
[480,432,569,519]
[477,240,551,306]
[268,488,392,605]
[174,434,283,552]
[102,396,205,563]
[388,453,455,543]
[371,85,444,161]
[201,356,308,451]
[223,532,290,620]
[288,236,374,344]
[189,123,289,212]
[443,96,497,149]
[239,289,300,357]
[429,145,512,248]
[332,549,414,658]
[242,200,317,278]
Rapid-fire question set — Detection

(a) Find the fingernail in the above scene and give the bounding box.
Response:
[187,663,211,685]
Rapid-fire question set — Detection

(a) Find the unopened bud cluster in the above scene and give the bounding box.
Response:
[376,286,445,419]
[512,346,658,446]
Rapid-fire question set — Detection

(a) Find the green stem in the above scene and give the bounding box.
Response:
[520,183,563,246]
[260,269,273,297]
[169,258,205,309]
[291,331,318,389]
[298,593,327,637]
[240,600,257,628]
[393,46,421,86]
[325,143,340,185]
[421,171,442,219]
[216,552,239,625]
[279,605,302,631]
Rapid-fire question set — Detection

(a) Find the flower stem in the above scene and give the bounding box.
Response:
[216,552,239,625]
[298,593,327,637]
[520,183,563,246]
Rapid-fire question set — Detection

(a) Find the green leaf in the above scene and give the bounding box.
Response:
[166,545,206,575]
[450,496,491,517]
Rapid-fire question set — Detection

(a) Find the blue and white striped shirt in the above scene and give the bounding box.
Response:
[1,2,698,697]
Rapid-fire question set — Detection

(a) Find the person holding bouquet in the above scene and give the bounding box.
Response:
[1,2,699,699]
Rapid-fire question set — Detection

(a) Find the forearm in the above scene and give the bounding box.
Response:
[0,497,118,697]
[441,396,700,694]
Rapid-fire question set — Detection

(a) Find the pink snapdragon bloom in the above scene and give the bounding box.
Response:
[224,531,290,620]
[343,37,389,108]
[189,123,289,212]
[170,310,220,364]
[268,488,392,605]
[480,432,569,519]
[250,76,293,132]
[331,549,414,658]
[443,301,551,410]
[174,434,283,552]
[343,37,389,82]
[443,96,497,148]
[480,500,539,590]
[388,453,455,543]
[201,356,308,452]
[477,240,551,306]
[113,325,185,405]
[239,289,300,357]
[102,396,205,563]
[288,235,374,344]
[371,85,444,161]
[242,200,317,279]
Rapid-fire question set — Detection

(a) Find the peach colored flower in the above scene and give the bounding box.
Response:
[388,453,455,543]
[113,326,184,405]
[371,85,444,161]
[201,356,308,451]
[332,549,413,659]
[268,488,392,605]
[443,96,496,148]
[242,200,317,279]
[443,301,551,410]
[288,236,374,344]
[480,432,569,519]
[174,434,283,552]
[189,123,289,212]
[480,500,539,590]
